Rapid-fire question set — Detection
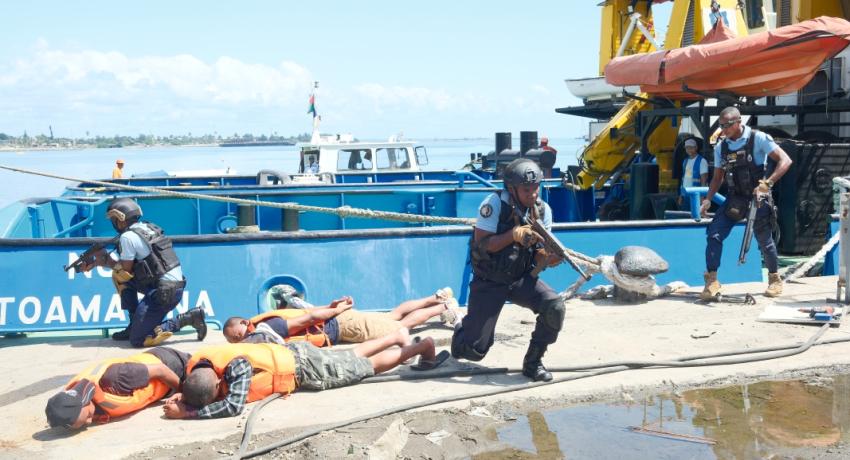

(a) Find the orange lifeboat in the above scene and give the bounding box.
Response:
[605,16,850,100]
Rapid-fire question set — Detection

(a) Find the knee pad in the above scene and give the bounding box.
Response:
[540,298,565,331]
[451,332,487,361]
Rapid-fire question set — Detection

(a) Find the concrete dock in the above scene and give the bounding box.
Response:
[2,275,849,458]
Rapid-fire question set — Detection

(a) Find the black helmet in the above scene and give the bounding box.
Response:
[503,158,543,187]
[106,198,142,224]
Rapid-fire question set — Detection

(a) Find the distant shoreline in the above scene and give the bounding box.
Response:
[0,143,221,153]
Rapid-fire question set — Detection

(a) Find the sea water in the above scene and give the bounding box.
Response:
[0,137,586,208]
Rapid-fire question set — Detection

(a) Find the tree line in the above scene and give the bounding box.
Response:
[0,132,313,148]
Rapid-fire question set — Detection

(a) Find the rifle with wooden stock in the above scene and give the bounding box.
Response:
[737,195,759,265]
[526,216,591,281]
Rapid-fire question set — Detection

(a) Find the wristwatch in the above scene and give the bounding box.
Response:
[765,178,774,188]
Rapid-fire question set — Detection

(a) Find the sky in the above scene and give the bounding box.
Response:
[0,1,671,140]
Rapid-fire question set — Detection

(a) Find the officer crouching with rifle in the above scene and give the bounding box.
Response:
[699,106,792,300]
[451,158,566,382]
[79,198,207,347]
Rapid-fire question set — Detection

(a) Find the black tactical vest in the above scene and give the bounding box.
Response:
[469,195,546,285]
[118,222,181,291]
[720,130,763,198]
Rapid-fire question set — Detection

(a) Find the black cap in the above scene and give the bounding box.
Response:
[45,379,96,428]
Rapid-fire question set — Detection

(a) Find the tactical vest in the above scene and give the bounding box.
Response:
[186,343,297,403]
[118,222,181,291]
[250,310,331,348]
[67,352,169,419]
[720,131,763,198]
[469,195,546,285]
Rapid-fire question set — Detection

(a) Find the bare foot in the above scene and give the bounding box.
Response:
[417,336,436,362]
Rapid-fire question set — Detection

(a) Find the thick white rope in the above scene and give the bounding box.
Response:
[782,232,840,282]
[0,164,475,226]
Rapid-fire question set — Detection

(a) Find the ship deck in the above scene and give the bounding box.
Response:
[3,275,849,458]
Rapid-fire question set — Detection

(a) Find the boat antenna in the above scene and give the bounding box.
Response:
[309,81,321,144]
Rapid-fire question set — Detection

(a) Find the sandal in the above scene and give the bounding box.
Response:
[411,350,451,371]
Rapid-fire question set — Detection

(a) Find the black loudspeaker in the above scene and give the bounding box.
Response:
[775,140,850,255]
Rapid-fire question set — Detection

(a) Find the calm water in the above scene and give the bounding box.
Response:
[479,375,850,459]
[0,137,586,208]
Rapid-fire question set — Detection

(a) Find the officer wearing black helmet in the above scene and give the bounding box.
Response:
[451,158,565,381]
[82,198,207,348]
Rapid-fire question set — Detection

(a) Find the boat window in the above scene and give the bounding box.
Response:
[338,149,372,171]
[415,146,428,166]
[376,148,410,170]
[305,154,319,173]
[299,149,320,173]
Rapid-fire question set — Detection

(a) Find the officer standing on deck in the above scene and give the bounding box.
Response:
[83,198,207,347]
[699,106,792,299]
[451,158,565,381]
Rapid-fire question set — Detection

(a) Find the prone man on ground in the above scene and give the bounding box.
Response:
[223,285,463,346]
[45,346,190,430]
[162,328,443,419]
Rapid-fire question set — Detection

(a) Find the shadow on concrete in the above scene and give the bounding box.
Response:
[1,331,205,349]
[0,375,74,409]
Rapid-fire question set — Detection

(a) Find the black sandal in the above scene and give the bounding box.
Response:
[410,350,451,371]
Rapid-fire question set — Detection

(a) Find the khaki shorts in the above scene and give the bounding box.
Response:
[336,309,403,343]
[289,341,374,391]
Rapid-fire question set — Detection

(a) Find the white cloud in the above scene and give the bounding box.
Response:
[354,83,456,111]
[0,41,314,107]
[0,41,571,138]
[530,84,550,95]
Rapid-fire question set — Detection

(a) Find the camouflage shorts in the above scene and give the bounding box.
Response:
[288,341,375,391]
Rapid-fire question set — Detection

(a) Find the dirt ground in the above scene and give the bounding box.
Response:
[5,276,850,459]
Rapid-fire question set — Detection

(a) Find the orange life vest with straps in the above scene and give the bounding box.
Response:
[186,343,297,403]
[250,309,331,348]
[67,352,169,418]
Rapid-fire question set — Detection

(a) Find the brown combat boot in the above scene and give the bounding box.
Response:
[764,272,783,298]
[700,271,721,300]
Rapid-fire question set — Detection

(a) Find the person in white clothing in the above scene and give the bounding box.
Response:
[679,138,709,210]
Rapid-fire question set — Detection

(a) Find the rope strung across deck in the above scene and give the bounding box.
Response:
[0,164,475,226]
[0,164,614,265]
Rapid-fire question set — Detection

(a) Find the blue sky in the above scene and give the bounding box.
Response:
[0,1,671,139]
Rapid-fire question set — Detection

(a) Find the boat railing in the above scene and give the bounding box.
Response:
[43,196,109,238]
[455,170,498,189]
[683,186,726,220]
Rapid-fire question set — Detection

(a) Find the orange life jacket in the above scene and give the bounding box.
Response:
[250,309,331,348]
[186,343,297,403]
[67,352,169,418]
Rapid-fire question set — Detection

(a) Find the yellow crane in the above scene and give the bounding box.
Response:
[572,0,749,192]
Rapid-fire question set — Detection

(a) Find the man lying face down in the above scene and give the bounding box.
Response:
[163,328,449,419]
[45,347,190,430]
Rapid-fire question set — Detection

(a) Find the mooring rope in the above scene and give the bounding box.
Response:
[0,164,632,266]
[0,164,476,226]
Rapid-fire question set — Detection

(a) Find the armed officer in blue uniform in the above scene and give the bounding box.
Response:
[84,198,207,347]
[451,158,565,381]
[699,106,792,299]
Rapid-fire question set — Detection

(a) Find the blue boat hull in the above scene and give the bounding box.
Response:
[0,220,763,334]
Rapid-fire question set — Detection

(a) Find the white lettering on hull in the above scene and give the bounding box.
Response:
[0,291,214,327]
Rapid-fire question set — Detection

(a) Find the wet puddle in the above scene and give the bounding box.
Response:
[478,375,850,459]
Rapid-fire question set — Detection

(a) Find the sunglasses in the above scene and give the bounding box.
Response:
[719,119,740,129]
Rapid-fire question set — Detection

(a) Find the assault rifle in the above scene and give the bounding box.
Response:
[63,235,120,272]
[526,216,592,281]
[737,195,759,265]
